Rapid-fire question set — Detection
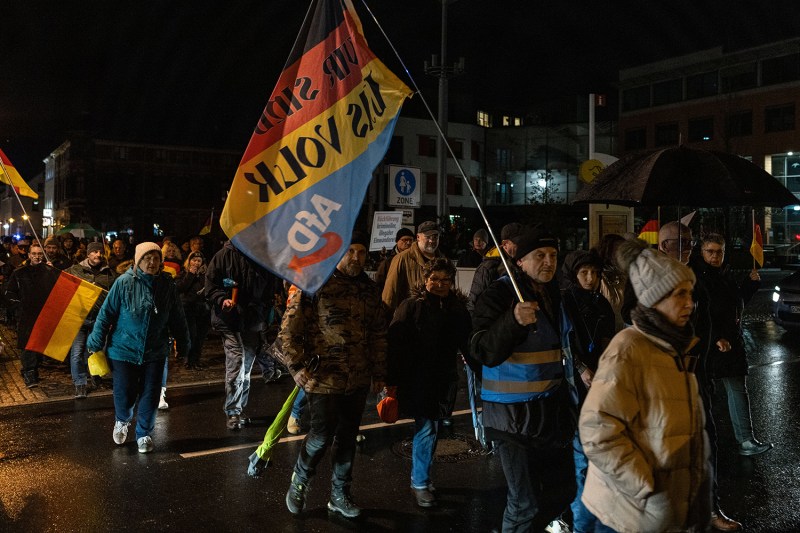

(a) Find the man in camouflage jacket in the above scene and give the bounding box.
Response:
[280,232,387,520]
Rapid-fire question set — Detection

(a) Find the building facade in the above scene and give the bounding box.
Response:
[618,38,800,245]
[43,133,240,241]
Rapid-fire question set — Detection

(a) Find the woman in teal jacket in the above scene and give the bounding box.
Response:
[88,242,190,454]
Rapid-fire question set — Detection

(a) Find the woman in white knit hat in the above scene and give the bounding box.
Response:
[87,242,190,454]
[578,238,711,533]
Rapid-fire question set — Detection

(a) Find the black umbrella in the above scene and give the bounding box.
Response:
[573,145,800,207]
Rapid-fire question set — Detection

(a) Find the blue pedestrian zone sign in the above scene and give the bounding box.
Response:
[395,169,416,196]
[388,165,420,207]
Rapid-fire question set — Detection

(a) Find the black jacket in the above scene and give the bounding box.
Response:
[203,241,276,333]
[387,286,471,419]
[692,260,758,378]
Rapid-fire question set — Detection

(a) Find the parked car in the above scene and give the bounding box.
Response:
[773,270,800,329]
[771,242,800,269]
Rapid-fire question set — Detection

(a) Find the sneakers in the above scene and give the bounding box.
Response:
[287,416,301,435]
[227,414,242,431]
[286,472,308,515]
[264,368,287,383]
[328,491,361,518]
[411,486,437,508]
[545,519,572,533]
[739,438,773,456]
[74,384,87,399]
[158,387,169,410]
[137,436,154,453]
[113,420,130,445]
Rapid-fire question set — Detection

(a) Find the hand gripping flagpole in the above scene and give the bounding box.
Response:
[359,0,524,304]
[0,157,51,264]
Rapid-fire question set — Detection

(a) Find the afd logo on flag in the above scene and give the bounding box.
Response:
[287,194,342,272]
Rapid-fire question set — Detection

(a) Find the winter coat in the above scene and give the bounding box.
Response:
[387,285,471,419]
[467,246,515,313]
[692,261,758,378]
[382,242,445,313]
[278,268,387,395]
[579,326,711,533]
[470,271,577,446]
[4,262,60,349]
[203,241,275,333]
[87,267,190,365]
[66,258,117,321]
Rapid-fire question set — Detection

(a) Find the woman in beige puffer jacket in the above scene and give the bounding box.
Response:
[579,238,711,533]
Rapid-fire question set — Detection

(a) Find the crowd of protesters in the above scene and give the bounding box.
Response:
[0,219,772,532]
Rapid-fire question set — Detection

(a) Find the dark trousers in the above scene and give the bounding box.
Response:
[183,305,210,364]
[699,380,720,510]
[20,349,39,374]
[292,388,369,493]
[495,439,576,533]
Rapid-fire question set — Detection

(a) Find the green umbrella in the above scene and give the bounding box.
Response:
[247,385,300,477]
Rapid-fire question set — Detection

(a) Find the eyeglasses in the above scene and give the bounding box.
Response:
[428,277,453,285]
[662,238,694,250]
[702,248,725,257]
[422,234,440,241]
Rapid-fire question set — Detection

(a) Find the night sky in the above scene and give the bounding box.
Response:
[2,0,798,177]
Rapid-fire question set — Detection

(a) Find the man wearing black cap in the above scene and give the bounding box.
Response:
[66,241,117,398]
[382,220,446,315]
[467,222,522,314]
[280,231,387,519]
[374,227,415,291]
[470,226,577,532]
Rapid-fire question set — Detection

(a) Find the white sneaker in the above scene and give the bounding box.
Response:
[545,519,572,533]
[113,420,129,445]
[158,387,169,410]
[137,436,154,453]
[287,416,301,435]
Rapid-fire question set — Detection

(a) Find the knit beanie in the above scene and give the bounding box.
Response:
[395,227,414,242]
[135,242,162,268]
[616,238,695,308]
[350,231,369,249]
[512,226,559,261]
[87,242,104,254]
[44,236,59,247]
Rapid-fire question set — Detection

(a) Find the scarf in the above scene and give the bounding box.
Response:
[631,303,695,359]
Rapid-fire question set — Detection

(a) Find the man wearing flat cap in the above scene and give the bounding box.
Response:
[66,241,117,398]
[470,226,577,532]
[382,220,446,315]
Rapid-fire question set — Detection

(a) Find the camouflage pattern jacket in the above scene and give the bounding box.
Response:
[278,268,387,394]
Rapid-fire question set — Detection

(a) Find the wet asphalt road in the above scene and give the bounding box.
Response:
[0,270,798,532]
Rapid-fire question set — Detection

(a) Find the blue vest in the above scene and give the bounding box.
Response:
[481,307,565,404]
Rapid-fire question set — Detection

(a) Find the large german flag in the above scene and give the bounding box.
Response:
[26,271,104,361]
[220,0,412,293]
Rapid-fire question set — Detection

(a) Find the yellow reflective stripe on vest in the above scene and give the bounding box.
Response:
[507,349,562,365]
[481,377,561,393]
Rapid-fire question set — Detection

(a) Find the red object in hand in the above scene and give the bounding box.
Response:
[231,287,239,306]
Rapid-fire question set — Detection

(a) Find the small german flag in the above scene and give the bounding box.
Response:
[638,220,660,245]
[750,223,764,268]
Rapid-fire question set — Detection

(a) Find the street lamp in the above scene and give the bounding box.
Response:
[424,0,465,224]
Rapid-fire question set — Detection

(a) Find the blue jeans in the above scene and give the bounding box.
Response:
[495,439,576,533]
[69,324,91,386]
[161,357,168,388]
[293,388,368,492]
[221,329,259,416]
[411,417,439,489]
[571,433,597,533]
[718,375,755,443]
[113,358,166,440]
[291,388,306,419]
